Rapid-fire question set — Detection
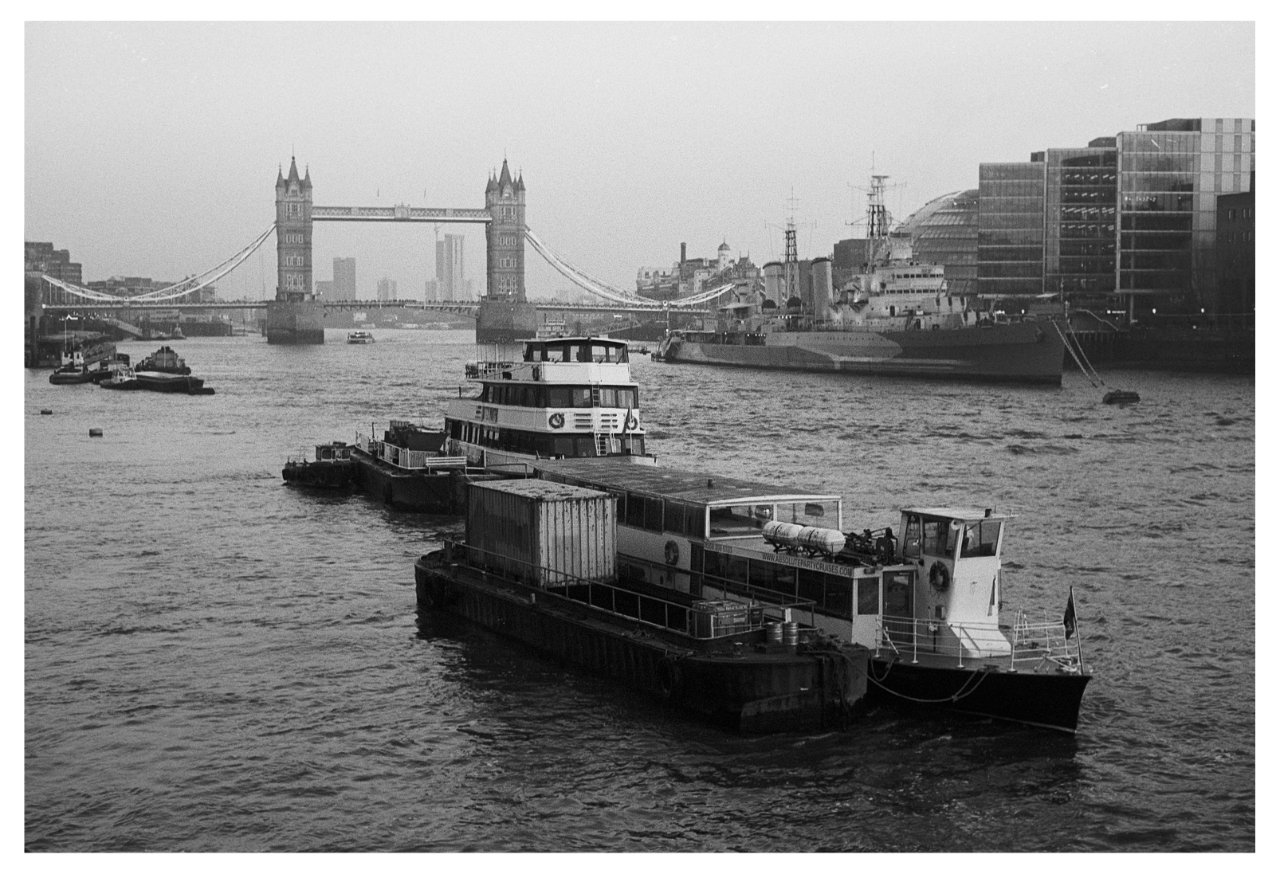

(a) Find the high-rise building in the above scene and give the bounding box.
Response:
[376,277,398,302]
[973,117,1254,316]
[1044,143,1118,302]
[977,161,1046,299]
[435,234,467,301]
[333,257,357,301]
[1116,118,1254,315]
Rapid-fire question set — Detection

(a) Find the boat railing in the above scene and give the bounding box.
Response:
[876,613,1083,672]
[464,361,517,380]
[356,436,468,471]
[446,538,772,640]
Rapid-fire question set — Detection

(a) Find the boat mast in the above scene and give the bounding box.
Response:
[867,174,891,266]
[784,191,800,308]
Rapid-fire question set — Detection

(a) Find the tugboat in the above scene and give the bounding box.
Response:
[135,345,191,375]
[48,361,95,385]
[282,441,357,490]
[533,460,1090,733]
[444,336,654,473]
[416,478,868,733]
[98,366,143,391]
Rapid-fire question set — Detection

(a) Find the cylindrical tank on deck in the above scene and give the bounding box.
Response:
[762,520,804,548]
[763,520,846,557]
[812,257,833,316]
[763,262,783,305]
[796,525,846,557]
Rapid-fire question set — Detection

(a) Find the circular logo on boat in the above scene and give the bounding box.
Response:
[548,412,565,429]
[626,413,639,431]
[664,540,680,566]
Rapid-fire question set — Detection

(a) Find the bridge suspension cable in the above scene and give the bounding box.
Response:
[42,224,278,304]
[523,226,735,309]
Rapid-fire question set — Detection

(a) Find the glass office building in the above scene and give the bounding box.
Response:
[1045,144,1118,305]
[1117,118,1254,315]
[977,162,1046,299]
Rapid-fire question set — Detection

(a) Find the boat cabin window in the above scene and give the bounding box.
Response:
[708,505,768,537]
[920,518,954,556]
[959,519,1002,558]
[528,341,628,363]
[902,514,921,557]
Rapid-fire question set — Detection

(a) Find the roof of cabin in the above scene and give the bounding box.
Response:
[534,459,839,508]
[903,507,1013,522]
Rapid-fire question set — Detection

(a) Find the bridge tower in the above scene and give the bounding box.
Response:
[267,157,325,343]
[477,159,538,343]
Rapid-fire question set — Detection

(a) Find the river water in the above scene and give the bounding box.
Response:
[23,329,1255,852]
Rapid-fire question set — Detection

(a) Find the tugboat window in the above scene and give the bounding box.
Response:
[903,515,922,557]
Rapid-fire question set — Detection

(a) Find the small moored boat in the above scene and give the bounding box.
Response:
[136,345,191,375]
[348,330,375,344]
[283,442,357,490]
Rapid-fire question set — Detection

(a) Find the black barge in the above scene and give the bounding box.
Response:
[415,478,868,733]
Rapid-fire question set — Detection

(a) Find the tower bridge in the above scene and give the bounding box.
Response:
[31,156,731,346]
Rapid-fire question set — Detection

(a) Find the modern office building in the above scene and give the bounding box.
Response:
[435,233,468,301]
[974,117,1254,317]
[333,257,357,301]
[1044,143,1118,305]
[376,277,398,302]
[1116,118,1254,316]
[1215,180,1255,319]
[977,161,1047,300]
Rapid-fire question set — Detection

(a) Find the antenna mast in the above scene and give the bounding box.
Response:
[784,189,800,305]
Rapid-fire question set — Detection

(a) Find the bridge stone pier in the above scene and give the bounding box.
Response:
[267,156,537,345]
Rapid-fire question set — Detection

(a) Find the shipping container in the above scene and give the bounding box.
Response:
[466,479,616,587]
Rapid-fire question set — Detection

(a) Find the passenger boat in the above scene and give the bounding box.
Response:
[415,478,868,733]
[349,420,485,512]
[347,330,375,344]
[282,441,357,490]
[444,336,654,474]
[135,345,191,375]
[533,459,1090,732]
[655,177,1065,385]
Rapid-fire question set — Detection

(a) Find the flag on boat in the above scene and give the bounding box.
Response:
[1063,587,1078,640]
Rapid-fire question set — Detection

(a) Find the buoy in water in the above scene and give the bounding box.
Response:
[89,428,104,437]
[1103,390,1141,405]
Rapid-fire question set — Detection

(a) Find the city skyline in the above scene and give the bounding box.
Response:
[24,21,1255,301]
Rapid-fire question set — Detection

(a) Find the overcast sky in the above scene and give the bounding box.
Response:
[24,20,1256,301]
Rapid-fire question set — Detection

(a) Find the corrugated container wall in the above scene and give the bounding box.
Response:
[466,479,616,587]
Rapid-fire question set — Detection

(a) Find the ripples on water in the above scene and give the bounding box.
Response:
[24,331,1254,851]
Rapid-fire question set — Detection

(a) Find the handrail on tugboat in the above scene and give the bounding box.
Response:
[876,613,1083,673]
